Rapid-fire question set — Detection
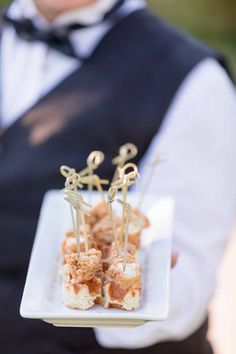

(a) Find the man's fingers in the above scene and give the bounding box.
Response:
[171,251,180,268]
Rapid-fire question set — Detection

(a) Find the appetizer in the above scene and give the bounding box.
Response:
[103,258,142,310]
[117,222,142,249]
[102,240,138,272]
[59,144,155,312]
[61,249,103,310]
[61,230,96,255]
[91,214,121,251]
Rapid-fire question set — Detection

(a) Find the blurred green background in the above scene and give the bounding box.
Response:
[148,0,236,73]
[0,0,236,72]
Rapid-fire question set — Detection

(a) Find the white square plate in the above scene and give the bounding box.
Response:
[20,190,174,328]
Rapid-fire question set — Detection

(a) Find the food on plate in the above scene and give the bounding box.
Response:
[117,222,142,249]
[130,208,150,229]
[59,145,154,311]
[61,249,103,310]
[91,214,121,250]
[85,201,108,227]
[61,230,96,255]
[103,259,142,310]
[102,240,139,271]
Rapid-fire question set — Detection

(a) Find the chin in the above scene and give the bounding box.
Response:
[41,0,97,13]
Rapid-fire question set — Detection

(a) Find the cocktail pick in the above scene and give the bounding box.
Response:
[64,188,81,257]
[64,173,90,254]
[79,151,105,201]
[65,171,108,201]
[107,186,120,256]
[116,199,134,271]
[112,143,138,183]
[64,182,91,256]
[112,163,139,243]
[60,165,78,232]
[137,153,165,210]
[80,174,109,203]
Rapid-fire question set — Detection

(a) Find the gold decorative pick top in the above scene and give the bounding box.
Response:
[112,143,138,183]
[137,153,165,210]
[64,173,83,190]
[107,186,120,256]
[60,165,77,178]
[79,151,105,177]
[63,171,108,203]
[79,151,105,200]
[112,162,140,191]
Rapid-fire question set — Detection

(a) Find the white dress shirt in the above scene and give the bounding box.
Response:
[96,59,236,347]
[0,0,146,127]
[1,0,236,349]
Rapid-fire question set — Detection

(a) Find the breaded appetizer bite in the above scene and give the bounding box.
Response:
[61,249,103,310]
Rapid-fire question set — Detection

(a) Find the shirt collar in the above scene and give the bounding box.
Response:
[7,0,146,58]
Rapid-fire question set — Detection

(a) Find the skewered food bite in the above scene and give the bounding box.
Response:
[117,222,142,249]
[110,241,138,260]
[103,258,142,310]
[92,214,121,250]
[102,240,138,272]
[85,201,109,228]
[61,249,103,310]
[130,208,150,229]
[61,230,96,255]
[59,144,156,312]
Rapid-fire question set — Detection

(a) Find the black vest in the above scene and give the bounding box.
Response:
[0,9,226,354]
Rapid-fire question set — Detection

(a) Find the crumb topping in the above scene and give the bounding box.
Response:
[106,260,141,289]
[64,248,102,282]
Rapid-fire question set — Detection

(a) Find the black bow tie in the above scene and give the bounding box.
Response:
[4,15,78,57]
[3,0,125,59]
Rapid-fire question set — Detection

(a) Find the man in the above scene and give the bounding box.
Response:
[0,0,236,353]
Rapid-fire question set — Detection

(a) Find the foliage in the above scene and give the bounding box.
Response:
[148,0,236,73]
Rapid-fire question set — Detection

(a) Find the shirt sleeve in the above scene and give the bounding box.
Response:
[94,58,236,348]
